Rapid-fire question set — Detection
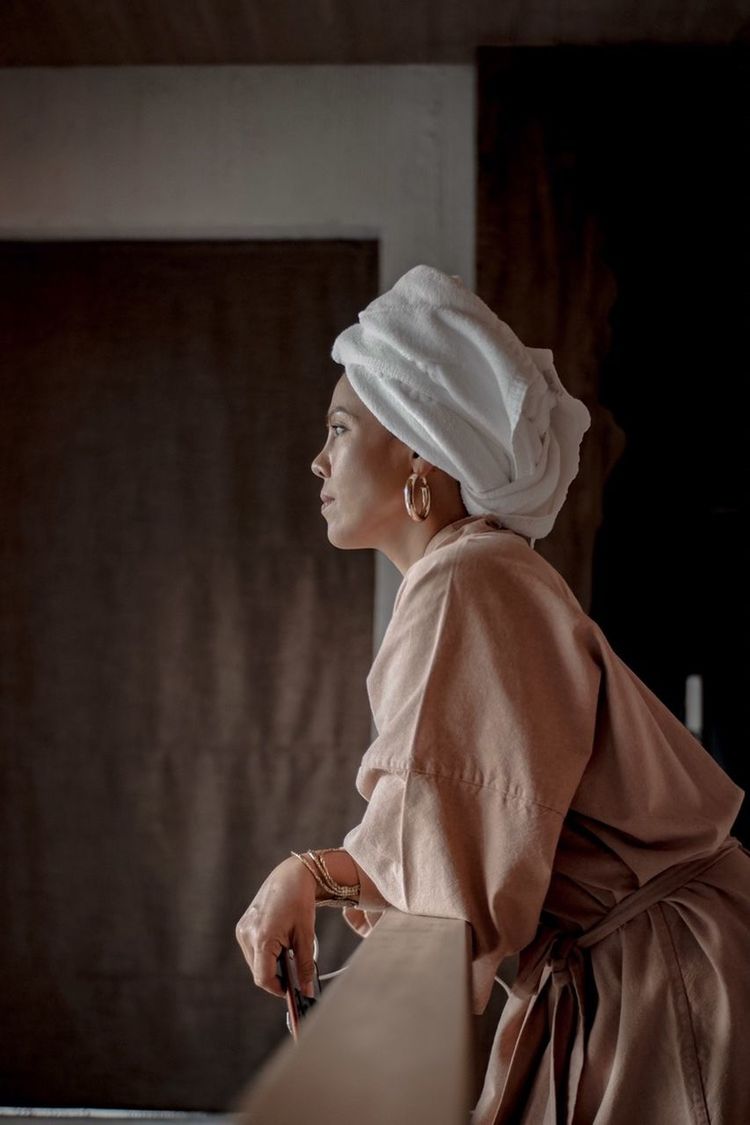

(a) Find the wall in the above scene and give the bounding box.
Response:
[0,64,475,652]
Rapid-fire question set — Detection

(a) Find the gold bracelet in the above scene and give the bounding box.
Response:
[305,850,360,897]
[291,850,356,898]
[290,850,360,903]
[291,851,325,889]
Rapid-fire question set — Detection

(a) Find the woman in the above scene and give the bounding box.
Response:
[235,265,749,1123]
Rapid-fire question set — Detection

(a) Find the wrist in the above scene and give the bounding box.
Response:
[288,854,319,893]
[290,848,360,908]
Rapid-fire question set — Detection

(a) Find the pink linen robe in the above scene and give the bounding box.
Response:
[341,515,750,1124]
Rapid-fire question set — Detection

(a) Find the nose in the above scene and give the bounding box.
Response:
[311,449,328,480]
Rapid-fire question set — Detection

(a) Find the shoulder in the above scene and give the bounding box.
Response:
[398,527,584,624]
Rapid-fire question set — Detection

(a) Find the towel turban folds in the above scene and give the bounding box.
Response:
[330,264,591,541]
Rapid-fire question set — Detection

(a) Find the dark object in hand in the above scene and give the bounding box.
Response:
[276,947,320,1040]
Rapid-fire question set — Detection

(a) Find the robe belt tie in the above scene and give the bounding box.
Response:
[498,837,744,1125]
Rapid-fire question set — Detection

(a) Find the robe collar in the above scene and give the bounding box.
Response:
[420,513,517,560]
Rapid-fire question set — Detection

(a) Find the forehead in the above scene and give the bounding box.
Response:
[326,372,360,412]
[325,371,395,440]
[331,371,354,400]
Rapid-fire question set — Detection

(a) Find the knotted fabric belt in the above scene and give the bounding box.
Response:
[497,836,745,1125]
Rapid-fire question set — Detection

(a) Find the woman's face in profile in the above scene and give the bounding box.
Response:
[311,373,413,549]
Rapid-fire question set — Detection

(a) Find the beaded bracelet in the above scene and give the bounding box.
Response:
[291,848,361,907]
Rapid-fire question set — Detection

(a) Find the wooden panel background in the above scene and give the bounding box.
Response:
[0,239,378,1108]
[0,1,745,65]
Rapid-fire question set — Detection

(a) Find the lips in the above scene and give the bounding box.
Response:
[320,494,334,508]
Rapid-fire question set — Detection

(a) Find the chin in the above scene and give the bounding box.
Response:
[325,514,368,551]
[326,526,356,549]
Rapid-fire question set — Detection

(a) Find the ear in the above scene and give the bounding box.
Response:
[411,452,436,476]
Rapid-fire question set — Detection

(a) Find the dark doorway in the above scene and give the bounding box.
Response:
[477,45,748,841]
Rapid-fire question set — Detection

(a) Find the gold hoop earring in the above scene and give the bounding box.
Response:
[404,473,431,522]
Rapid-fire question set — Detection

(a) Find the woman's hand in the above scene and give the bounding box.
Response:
[235,855,317,999]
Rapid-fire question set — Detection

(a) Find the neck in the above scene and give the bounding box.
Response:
[381,504,470,576]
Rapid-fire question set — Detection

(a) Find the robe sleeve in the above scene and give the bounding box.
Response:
[341,539,601,1014]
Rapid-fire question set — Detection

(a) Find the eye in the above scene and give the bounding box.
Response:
[328,423,347,436]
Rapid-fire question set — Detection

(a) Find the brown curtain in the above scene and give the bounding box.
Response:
[0,239,378,1108]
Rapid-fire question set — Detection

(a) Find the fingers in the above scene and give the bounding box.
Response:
[254,940,286,998]
[253,931,316,1000]
[236,910,314,1000]
[235,912,284,998]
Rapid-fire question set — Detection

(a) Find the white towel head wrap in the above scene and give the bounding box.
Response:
[331,264,591,541]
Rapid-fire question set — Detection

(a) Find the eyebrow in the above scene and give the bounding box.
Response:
[325,406,358,424]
